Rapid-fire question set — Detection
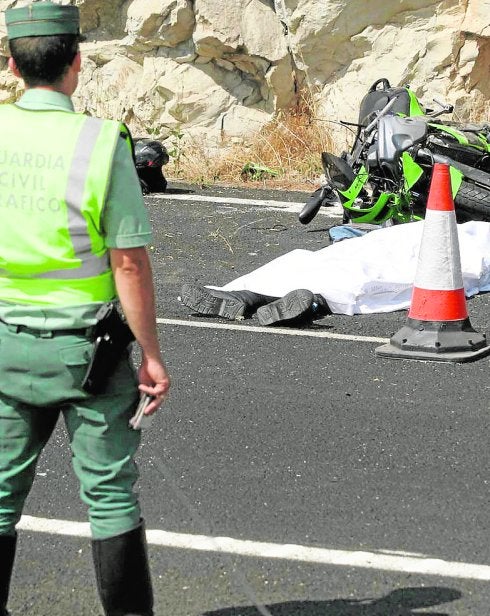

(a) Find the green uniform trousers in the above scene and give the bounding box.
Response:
[0,322,142,540]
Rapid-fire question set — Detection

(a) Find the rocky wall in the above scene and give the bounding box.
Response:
[0,0,488,149]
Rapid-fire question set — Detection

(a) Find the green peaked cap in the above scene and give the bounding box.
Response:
[5,2,83,40]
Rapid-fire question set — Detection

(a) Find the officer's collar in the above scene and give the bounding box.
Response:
[16,88,75,112]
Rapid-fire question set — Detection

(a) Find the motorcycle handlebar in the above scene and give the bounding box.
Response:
[428,97,454,117]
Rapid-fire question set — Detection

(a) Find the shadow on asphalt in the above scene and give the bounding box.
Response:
[304,227,334,234]
[178,311,337,331]
[163,187,195,194]
[201,586,462,615]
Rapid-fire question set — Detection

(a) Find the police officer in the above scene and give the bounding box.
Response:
[0,3,170,615]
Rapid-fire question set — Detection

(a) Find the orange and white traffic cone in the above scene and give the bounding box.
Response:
[376,163,490,362]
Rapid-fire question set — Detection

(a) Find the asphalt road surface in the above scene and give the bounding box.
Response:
[10,183,490,615]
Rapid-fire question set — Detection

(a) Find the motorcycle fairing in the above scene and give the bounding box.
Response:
[429,123,490,152]
[401,152,424,189]
[402,150,463,199]
[449,165,464,196]
[406,88,426,117]
[337,165,397,223]
[377,116,428,174]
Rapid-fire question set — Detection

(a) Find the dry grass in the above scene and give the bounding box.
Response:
[164,91,334,192]
[163,92,489,191]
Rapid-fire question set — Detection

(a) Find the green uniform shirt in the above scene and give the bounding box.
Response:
[0,89,152,329]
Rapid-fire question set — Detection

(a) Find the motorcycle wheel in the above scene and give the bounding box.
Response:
[454,180,490,222]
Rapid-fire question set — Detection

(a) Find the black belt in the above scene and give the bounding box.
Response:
[1,321,95,339]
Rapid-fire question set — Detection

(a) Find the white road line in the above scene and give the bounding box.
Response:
[157,318,388,344]
[152,192,343,218]
[18,516,490,581]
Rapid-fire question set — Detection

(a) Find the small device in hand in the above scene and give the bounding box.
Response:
[129,393,155,430]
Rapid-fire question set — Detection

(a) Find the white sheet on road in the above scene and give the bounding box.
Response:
[216,221,490,315]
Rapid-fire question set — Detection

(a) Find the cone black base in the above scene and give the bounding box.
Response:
[376,318,490,363]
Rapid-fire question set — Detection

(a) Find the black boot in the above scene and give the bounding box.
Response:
[180,283,276,320]
[256,289,331,326]
[92,522,153,616]
[0,533,17,616]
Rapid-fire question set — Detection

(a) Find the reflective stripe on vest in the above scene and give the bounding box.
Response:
[38,116,109,280]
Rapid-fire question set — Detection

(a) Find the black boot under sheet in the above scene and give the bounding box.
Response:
[256,290,331,326]
[180,284,277,320]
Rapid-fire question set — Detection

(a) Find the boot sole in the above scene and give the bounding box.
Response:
[257,289,315,326]
[180,284,247,320]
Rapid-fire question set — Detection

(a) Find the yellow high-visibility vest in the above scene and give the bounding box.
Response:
[0,104,126,306]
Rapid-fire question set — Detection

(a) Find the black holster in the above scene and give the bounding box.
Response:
[81,303,135,395]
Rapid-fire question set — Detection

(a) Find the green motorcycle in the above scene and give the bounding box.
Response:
[299,78,490,225]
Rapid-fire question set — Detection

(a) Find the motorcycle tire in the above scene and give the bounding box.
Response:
[299,187,325,224]
[454,180,490,222]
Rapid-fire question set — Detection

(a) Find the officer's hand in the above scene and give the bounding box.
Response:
[138,355,171,415]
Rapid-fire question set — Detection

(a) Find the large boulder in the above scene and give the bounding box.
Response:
[126,0,195,48]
